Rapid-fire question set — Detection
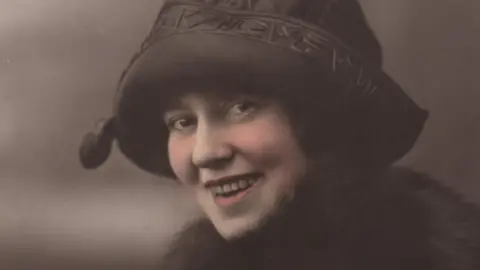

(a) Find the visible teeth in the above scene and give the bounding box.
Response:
[210,176,260,196]
[239,180,248,188]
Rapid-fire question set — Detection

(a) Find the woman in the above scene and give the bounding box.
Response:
[79,0,480,269]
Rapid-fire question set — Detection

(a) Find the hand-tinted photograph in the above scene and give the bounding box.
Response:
[1,0,479,269]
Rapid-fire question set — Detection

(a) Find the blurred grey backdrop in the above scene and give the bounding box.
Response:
[0,0,478,269]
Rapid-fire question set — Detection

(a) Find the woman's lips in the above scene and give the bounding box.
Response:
[207,175,262,207]
[214,186,254,207]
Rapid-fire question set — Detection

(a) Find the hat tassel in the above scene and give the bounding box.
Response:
[79,117,116,169]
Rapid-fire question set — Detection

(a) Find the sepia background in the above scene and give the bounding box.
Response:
[0,0,479,269]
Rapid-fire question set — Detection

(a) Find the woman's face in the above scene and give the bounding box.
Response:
[164,91,307,240]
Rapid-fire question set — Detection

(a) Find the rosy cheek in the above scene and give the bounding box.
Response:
[229,118,291,154]
[168,136,193,183]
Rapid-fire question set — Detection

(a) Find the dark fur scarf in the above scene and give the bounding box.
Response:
[157,166,480,270]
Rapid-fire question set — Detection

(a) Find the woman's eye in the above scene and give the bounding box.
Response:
[228,101,257,117]
[167,117,196,132]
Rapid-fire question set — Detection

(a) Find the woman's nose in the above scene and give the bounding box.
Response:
[191,125,234,169]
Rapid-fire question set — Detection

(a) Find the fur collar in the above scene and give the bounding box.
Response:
[158,167,480,270]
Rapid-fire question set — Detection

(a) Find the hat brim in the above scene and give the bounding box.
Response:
[117,32,333,106]
[113,32,428,176]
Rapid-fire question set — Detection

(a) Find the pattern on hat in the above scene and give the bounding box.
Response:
[153,0,382,65]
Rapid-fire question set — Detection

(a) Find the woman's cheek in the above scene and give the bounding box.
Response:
[168,136,193,183]
[231,119,290,154]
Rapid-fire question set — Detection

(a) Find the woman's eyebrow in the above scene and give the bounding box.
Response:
[163,108,188,123]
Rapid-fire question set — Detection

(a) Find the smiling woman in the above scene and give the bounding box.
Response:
[164,92,307,239]
[79,0,480,269]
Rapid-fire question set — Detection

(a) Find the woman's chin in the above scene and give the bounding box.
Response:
[208,200,283,240]
[211,215,266,240]
[197,179,294,240]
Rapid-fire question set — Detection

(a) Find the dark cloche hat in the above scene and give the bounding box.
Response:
[79,0,428,177]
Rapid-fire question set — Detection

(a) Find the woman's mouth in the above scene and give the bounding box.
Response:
[205,174,262,207]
